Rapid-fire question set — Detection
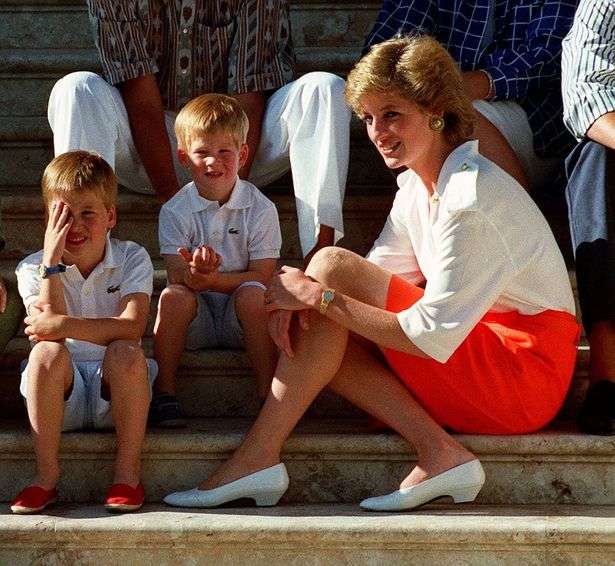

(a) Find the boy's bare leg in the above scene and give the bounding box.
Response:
[234,285,278,400]
[153,284,197,396]
[102,340,150,487]
[26,341,73,490]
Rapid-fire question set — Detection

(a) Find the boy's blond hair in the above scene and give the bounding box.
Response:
[42,151,117,210]
[345,35,475,146]
[175,94,249,151]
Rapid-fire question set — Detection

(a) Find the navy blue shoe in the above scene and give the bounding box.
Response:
[149,394,186,428]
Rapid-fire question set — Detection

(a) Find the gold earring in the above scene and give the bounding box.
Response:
[429,115,445,132]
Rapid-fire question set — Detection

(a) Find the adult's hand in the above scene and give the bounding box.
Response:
[264,266,321,312]
[267,308,311,358]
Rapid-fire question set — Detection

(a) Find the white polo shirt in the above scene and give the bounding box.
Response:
[159,179,281,271]
[368,140,575,363]
[16,237,153,362]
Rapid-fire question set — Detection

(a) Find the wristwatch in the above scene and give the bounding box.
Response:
[38,263,67,279]
[319,288,336,314]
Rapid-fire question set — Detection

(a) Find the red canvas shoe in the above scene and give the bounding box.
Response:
[104,483,145,513]
[11,486,58,514]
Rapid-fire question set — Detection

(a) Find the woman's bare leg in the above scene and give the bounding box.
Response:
[200,248,475,489]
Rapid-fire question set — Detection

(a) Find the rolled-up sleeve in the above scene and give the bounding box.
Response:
[159,206,192,256]
[483,0,576,101]
[247,203,282,260]
[398,210,514,363]
[562,0,615,139]
[228,0,296,94]
[87,0,158,85]
[121,245,154,299]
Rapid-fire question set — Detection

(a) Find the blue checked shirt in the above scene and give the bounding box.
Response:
[365,0,578,157]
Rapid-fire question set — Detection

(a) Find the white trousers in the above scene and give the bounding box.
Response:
[48,71,351,256]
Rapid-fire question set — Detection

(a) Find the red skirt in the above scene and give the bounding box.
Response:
[383,275,581,434]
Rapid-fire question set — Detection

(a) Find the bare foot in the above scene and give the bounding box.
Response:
[399,448,476,489]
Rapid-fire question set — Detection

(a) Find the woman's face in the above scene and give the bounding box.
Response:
[360,91,437,171]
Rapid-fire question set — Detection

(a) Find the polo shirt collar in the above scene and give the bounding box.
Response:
[64,234,119,281]
[187,178,253,212]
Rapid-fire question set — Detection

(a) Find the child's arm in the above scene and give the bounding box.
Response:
[33,201,72,316]
[24,292,149,345]
[184,258,277,294]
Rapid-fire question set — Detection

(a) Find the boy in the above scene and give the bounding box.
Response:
[11,151,155,514]
[152,94,281,426]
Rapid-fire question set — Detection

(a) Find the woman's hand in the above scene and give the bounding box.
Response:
[43,201,72,266]
[268,309,311,358]
[264,266,322,312]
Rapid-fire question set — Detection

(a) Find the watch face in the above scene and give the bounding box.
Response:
[323,289,335,302]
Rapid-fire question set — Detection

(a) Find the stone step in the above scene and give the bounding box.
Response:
[0,332,589,421]
[0,190,394,261]
[1,503,615,565]
[0,418,612,506]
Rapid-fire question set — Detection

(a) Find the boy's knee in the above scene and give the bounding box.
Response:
[29,341,71,373]
[234,285,266,320]
[105,340,146,375]
[158,284,197,315]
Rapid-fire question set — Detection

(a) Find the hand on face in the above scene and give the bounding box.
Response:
[24,303,65,342]
[43,201,72,265]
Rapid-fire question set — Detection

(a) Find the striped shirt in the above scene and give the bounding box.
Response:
[365,0,578,158]
[87,0,296,111]
[562,0,615,140]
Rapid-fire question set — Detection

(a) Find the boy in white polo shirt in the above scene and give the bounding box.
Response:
[152,94,281,427]
[11,151,155,514]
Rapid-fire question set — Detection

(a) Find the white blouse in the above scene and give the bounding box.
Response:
[368,141,575,363]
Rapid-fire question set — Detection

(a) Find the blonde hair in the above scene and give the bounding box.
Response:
[175,94,249,150]
[345,35,475,146]
[41,151,117,210]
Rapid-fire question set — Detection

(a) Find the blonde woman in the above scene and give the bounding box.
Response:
[164,36,579,511]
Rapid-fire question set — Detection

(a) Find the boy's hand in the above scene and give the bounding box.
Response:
[24,304,67,341]
[183,267,219,292]
[43,201,72,266]
[178,246,222,274]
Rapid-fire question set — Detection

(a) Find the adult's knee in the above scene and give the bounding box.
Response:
[29,341,71,374]
[158,284,197,317]
[296,72,350,112]
[306,246,355,286]
[50,71,105,102]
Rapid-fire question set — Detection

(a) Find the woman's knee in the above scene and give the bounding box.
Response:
[306,246,356,285]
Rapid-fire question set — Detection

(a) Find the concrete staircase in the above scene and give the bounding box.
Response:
[1,1,613,565]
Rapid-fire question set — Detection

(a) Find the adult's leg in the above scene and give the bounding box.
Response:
[566,140,615,434]
[102,340,150,486]
[24,342,73,489]
[249,73,351,260]
[200,248,475,490]
[47,72,190,191]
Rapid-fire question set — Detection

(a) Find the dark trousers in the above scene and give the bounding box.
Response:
[566,139,615,333]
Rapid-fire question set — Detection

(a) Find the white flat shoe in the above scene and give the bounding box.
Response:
[360,459,485,512]
[163,463,289,508]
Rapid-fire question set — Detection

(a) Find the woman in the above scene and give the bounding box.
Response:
[164,36,580,511]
